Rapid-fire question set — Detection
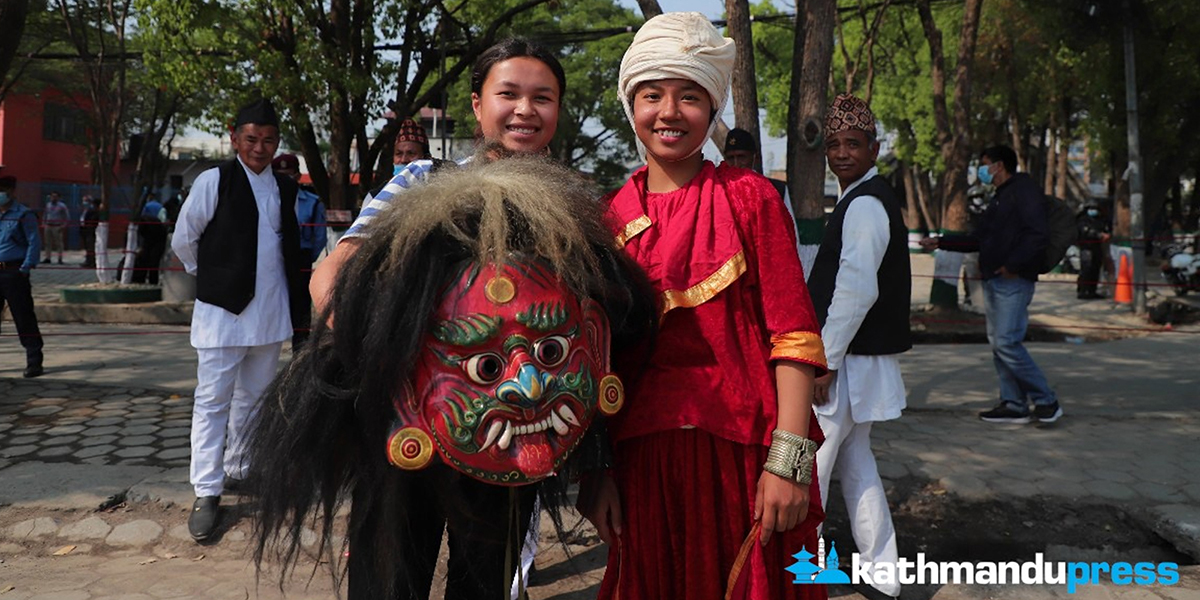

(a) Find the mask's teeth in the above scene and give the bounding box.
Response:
[550,411,570,436]
[557,404,580,426]
[480,420,504,451]
[497,420,515,450]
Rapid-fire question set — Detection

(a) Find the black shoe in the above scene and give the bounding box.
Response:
[22,365,44,378]
[188,496,220,541]
[1033,402,1063,423]
[979,402,1031,424]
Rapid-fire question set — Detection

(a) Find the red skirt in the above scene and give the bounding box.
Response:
[598,429,827,600]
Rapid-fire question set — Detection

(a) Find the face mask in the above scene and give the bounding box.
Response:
[977,164,994,185]
[393,164,406,177]
[1087,209,1099,218]
[0,192,10,206]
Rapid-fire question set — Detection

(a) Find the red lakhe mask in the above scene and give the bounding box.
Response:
[386,260,624,484]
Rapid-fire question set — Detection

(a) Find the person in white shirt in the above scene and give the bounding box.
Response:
[170,98,307,542]
[806,94,911,599]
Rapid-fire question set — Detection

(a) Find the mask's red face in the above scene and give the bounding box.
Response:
[387,260,623,484]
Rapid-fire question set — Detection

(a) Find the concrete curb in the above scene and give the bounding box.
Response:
[32,301,192,325]
[1141,504,1200,561]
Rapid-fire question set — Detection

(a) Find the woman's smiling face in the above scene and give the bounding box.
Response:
[631,79,712,164]
[472,57,561,155]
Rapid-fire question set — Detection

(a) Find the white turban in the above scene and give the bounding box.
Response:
[618,12,735,159]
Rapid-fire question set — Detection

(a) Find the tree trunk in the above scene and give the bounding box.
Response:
[1044,110,1058,197]
[635,0,662,19]
[725,0,762,171]
[1190,157,1200,229]
[917,0,982,308]
[915,165,936,232]
[788,0,835,222]
[0,0,31,99]
[1001,33,1025,171]
[1055,132,1069,201]
[901,161,922,232]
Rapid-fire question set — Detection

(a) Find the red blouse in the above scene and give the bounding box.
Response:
[606,161,827,447]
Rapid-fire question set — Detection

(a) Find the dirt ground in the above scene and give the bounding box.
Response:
[820,476,1195,599]
[1,474,1192,600]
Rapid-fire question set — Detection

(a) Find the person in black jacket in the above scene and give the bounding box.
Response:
[921,145,1061,424]
[1075,203,1110,299]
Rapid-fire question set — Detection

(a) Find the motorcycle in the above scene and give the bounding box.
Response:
[1160,243,1200,296]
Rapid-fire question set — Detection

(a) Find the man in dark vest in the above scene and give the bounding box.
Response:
[170,98,306,542]
[806,94,910,600]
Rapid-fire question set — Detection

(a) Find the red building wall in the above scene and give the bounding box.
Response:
[0,89,134,249]
[0,90,92,189]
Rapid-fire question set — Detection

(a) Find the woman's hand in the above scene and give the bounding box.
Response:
[754,470,809,546]
[577,471,623,545]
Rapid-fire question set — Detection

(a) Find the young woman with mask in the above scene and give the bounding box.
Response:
[578,13,829,599]
[275,38,564,599]
[309,38,565,315]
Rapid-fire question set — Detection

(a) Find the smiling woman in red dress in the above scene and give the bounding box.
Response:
[577,12,830,600]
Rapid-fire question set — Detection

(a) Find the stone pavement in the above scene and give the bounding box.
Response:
[1,254,1199,599]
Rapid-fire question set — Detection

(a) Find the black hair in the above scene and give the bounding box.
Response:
[470,38,567,103]
[981,145,1018,174]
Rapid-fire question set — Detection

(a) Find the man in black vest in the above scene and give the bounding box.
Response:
[806,94,910,599]
[170,98,307,542]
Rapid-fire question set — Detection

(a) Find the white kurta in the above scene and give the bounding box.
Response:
[171,157,293,349]
[814,167,906,423]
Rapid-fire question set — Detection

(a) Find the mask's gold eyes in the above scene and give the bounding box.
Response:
[464,353,505,385]
[533,335,570,368]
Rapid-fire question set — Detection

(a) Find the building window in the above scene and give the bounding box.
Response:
[42,103,88,144]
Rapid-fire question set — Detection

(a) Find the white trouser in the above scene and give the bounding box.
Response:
[190,343,282,497]
[816,377,900,597]
[510,500,540,600]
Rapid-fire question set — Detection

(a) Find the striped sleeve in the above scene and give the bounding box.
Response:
[340,160,435,241]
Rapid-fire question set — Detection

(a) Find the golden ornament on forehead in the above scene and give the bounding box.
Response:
[387,427,434,470]
[484,275,516,305]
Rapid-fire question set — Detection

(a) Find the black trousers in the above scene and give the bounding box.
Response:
[0,269,44,367]
[291,266,314,348]
[132,225,167,285]
[347,467,539,600]
[80,228,97,266]
[1077,248,1102,296]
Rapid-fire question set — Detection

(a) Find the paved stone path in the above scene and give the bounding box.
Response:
[0,380,191,470]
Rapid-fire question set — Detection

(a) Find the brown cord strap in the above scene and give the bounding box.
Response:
[724,521,763,600]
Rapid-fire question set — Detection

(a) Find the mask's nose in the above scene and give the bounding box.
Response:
[496,363,549,409]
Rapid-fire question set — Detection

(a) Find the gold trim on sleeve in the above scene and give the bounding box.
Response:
[614,215,652,249]
[769,331,827,368]
[659,251,747,316]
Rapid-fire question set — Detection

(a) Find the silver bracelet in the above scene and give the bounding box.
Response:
[763,429,819,485]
